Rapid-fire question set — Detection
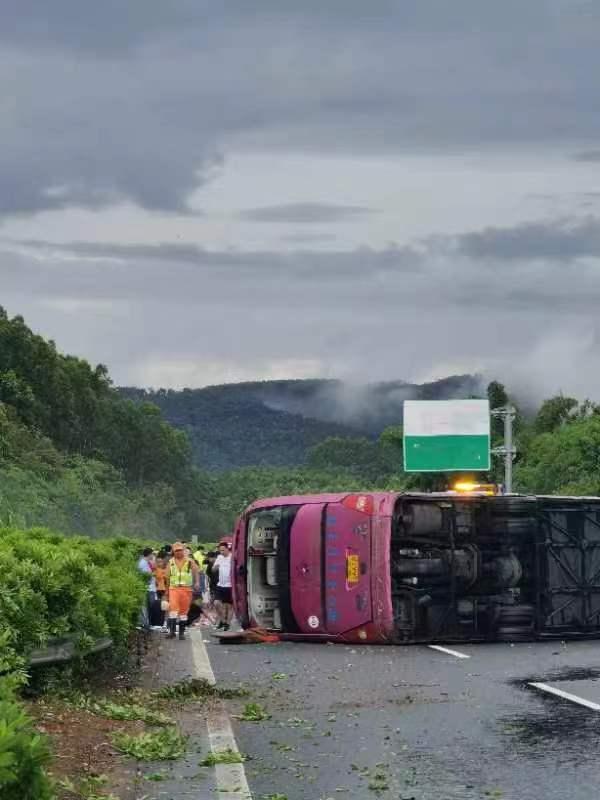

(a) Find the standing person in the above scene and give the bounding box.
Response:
[213,543,233,631]
[137,548,156,630]
[166,542,200,640]
[193,545,205,567]
[191,547,208,595]
[154,552,169,627]
[205,551,219,603]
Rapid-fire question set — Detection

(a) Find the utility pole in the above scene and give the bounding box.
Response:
[491,406,516,494]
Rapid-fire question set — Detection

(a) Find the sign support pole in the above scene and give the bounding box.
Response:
[491,406,516,493]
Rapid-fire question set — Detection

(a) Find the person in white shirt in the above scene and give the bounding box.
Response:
[137,548,157,629]
[213,542,233,630]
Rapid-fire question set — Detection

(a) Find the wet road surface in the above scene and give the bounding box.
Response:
[206,637,600,800]
[135,632,218,800]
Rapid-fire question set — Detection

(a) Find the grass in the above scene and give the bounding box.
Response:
[72,695,172,727]
[367,772,390,794]
[156,678,248,701]
[58,774,120,800]
[144,772,167,781]
[199,748,246,766]
[270,741,295,752]
[235,702,271,722]
[112,727,187,761]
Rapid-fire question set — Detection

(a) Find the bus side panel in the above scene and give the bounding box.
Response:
[323,503,372,635]
[537,500,600,635]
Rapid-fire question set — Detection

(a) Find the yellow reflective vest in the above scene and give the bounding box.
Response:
[169,557,193,588]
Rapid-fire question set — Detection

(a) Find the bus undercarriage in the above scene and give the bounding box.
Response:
[392,495,600,642]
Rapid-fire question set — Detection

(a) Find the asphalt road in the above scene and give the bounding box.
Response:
[206,636,600,800]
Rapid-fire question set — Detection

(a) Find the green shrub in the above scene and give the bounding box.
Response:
[0,675,53,800]
[0,528,149,798]
[0,527,146,668]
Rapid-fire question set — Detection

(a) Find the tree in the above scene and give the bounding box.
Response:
[534,394,579,434]
[487,381,509,442]
[515,416,600,495]
[307,436,393,482]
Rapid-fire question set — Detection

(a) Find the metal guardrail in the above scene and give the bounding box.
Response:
[28,636,113,667]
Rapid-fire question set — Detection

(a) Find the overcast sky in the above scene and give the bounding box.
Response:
[2,1,600,401]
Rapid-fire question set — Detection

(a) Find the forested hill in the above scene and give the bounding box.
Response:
[4,307,600,541]
[0,308,211,538]
[120,375,483,471]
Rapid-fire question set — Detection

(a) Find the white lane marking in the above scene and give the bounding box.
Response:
[190,628,217,684]
[190,631,253,799]
[529,682,600,711]
[428,644,471,659]
[208,711,252,799]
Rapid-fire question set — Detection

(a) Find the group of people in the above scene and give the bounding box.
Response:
[137,539,233,640]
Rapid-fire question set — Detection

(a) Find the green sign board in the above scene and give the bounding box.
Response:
[403,399,490,472]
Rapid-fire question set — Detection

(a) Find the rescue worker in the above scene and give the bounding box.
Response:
[166,541,201,640]
[193,545,205,567]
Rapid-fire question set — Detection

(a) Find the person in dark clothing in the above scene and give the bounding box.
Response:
[205,551,219,602]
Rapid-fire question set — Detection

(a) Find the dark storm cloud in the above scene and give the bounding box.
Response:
[281,233,339,244]
[8,215,600,312]
[238,203,376,224]
[0,1,548,53]
[2,1,600,217]
[6,238,422,278]
[573,150,600,162]
[4,209,600,397]
[455,217,600,262]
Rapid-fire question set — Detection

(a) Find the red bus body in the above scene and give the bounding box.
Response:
[232,492,600,644]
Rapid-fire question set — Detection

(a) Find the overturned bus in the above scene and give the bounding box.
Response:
[231,492,600,644]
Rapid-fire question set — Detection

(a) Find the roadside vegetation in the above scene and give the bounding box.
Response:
[4,307,599,539]
[0,308,215,540]
[0,527,147,798]
[3,307,600,797]
[207,382,600,520]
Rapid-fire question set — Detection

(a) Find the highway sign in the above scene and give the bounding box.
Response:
[403,399,490,472]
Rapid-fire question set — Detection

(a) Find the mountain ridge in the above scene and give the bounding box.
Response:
[119,374,484,471]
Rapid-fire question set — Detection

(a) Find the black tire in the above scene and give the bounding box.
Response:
[497,626,533,642]
[498,605,534,625]
[490,497,537,516]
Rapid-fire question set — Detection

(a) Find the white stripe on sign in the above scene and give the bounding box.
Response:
[428,644,471,659]
[404,399,490,437]
[190,631,253,799]
[528,682,600,711]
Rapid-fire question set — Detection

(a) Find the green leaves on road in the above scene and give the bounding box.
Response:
[71,694,172,727]
[235,702,271,722]
[199,748,246,766]
[112,727,187,761]
[157,678,248,701]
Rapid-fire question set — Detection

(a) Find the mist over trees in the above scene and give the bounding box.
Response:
[2,306,600,541]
